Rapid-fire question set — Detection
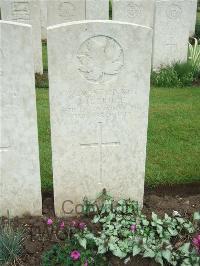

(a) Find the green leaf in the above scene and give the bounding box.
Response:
[176,218,185,224]
[181,258,191,266]
[98,244,107,254]
[157,225,163,234]
[78,238,87,249]
[168,228,178,236]
[93,215,100,223]
[178,243,190,254]
[162,249,172,263]
[132,245,141,256]
[155,253,164,266]
[152,212,158,221]
[142,219,149,226]
[143,249,155,258]
[112,247,127,258]
[193,211,200,221]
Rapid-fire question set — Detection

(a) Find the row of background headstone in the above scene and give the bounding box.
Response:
[41,0,198,39]
[0,0,198,71]
[41,0,109,40]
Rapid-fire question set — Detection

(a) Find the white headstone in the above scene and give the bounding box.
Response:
[0,21,42,217]
[47,0,86,26]
[1,0,43,74]
[40,0,47,40]
[188,0,197,37]
[48,21,152,216]
[112,0,155,28]
[86,0,109,20]
[152,0,190,70]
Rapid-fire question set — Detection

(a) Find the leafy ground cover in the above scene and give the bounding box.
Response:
[36,87,200,191]
[1,192,200,265]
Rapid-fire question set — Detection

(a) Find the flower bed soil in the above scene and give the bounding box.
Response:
[1,182,200,266]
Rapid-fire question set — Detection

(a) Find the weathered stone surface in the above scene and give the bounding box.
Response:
[152,0,190,69]
[188,0,197,37]
[112,0,155,28]
[1,0,43,74]
[0,21,42,217]
[47,21,152,216]
[40,0,47,40]
[47,0,85,26]
[86,0,109,20]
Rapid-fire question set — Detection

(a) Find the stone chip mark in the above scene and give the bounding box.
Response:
[77,35,124,83]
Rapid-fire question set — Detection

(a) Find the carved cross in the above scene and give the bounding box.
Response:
[0,146,9,152]
[80,122,120,181]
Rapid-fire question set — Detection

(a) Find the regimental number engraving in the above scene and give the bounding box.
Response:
[166,4,182,19]
[59,1,75,19]
[127,3,142,18]
[12,2,30,22]
[80,122,120,183]
[77,35,124,83]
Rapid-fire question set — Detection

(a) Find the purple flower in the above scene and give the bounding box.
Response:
[60,221,65,229]
[79,222,86,230]
[47,218,53,225]
[192,234,200,252]
[70,250,81,261]
[130,224,137,232]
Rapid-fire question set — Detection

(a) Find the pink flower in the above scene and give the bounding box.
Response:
[47,218,53,225]
[84,261,88,266]
[79,222,86,230]
[60,221,65,229]
[70,250,81,261]
[130,224,136,232]
[192,234,200,252]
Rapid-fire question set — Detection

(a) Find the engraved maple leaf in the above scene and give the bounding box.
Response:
[77,36,124,83]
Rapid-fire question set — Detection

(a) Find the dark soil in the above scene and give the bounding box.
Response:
[35,71,49,88]
[1,182,200,266]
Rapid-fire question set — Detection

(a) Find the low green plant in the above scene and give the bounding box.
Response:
[173,62,195,86]
[42,237,108,266]
[0,222,25,265]
[151,38,200,87]
[75,193,200,266]
[151,66,181,87]
[188,38,200,73]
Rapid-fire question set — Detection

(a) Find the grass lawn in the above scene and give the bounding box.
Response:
[36,89,52,190]
[197,11,200,23]
[42,42,48,72]
[36,87,200,191]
